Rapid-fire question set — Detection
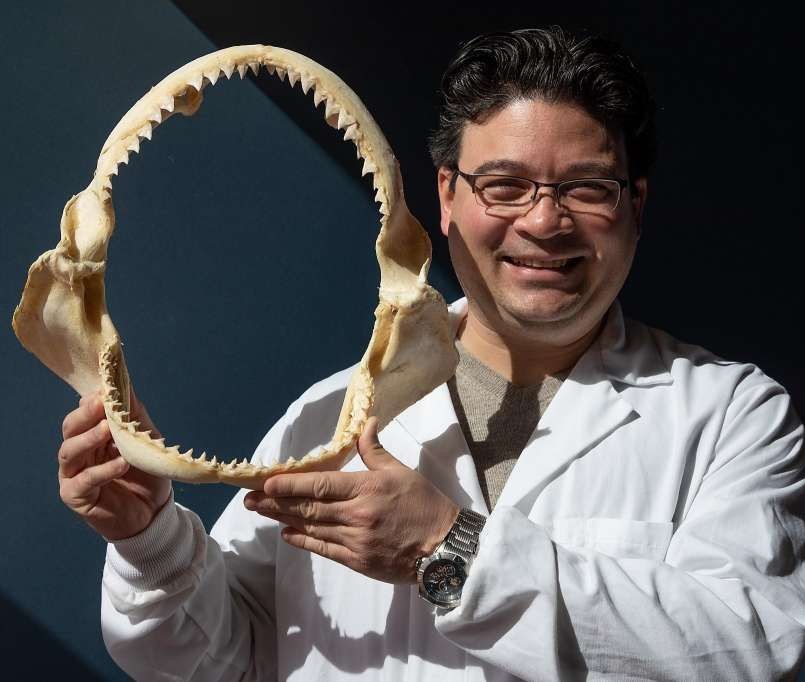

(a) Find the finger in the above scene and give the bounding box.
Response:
[265,512,348,544]
[63,394,105,439]
[58,419,113,478]
[358,417,403,471]
[244,494,348,523]
[61,455,130,506]
[263,472,359,500]
[280,527,355,566]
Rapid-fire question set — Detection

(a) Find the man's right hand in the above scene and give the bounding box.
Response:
[58,391,172,541]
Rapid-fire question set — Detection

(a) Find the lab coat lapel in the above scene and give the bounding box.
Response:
[494,342,637,511]
[392,382,488,512]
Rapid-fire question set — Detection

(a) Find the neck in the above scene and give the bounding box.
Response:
[457,308,604,386]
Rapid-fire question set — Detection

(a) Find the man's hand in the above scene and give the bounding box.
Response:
[58,391,172,541]
[243,417,460,584]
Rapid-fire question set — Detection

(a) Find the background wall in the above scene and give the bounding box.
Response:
[1,1,801,678]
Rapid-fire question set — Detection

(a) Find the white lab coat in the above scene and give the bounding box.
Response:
[101,299,805,681]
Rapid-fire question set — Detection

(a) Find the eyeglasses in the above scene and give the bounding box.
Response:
[455,169,629,217]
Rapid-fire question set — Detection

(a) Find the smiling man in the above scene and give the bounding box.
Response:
[58,28,804,680]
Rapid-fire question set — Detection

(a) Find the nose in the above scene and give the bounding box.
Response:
[512,188,574,240]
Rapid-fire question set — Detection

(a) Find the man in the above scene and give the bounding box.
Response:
[58,28,805,680]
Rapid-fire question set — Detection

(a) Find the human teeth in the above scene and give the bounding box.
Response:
[510,258,570,268]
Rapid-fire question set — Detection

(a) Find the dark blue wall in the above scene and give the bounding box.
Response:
[2,2,801,679]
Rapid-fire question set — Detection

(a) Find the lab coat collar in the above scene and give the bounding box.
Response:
[393,297,673,513]
[444,297,673,389]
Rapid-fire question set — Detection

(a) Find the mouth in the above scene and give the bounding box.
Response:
[502,255,584,273]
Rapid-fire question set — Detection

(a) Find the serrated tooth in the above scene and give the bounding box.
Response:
[313,89,327,107]
[205,69,220,86]
[101,176,113,191]
[264,63,276,75]
[374,188,385,204]
[178,450,194,463]
[248,61,260,76]
[324,99,339,120]
[336,110,355,130]
[126,139,140,154]
[237,63,248,79]
[188,73,203,91]
[138,124,152,141]
[197,452,207,463]
[148,109,162,124]
[343,123,359,142]
[275,66,287,81]
[209,456,218,466]
[154,438,165,447]
[119,151,130,166]
[237,459,249,469]
[287,69,299,87]
[222,63,235,79]
[161,97,174,113]
[300,74,313,94]
[379,202,390,217]
[361,158,376,177]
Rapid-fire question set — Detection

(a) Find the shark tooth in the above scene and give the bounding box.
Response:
[361,158,376,177]
[138,124,152,141]
[248,61,260,76]
[205,69,220,86]
[221,63,235,79]
[161,97,175,113]
[287,69,299,87]
[126,139,140,154]
[336,109,356,130]
[275,66,287,81]
[264,63,276,76]
[300,74,313,94]
[324,98,339,120]
[209,456,218,467]
[188,74,203,91]
[343,123,359,142]
[313,89,327,108]
[237,63,248,79]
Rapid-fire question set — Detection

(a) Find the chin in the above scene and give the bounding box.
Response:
[499,292,586,327]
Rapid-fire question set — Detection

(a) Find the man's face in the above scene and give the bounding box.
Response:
[438,98,647,345]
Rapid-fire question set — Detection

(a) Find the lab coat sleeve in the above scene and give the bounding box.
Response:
[100,409,294,681]
[435,368,805,681]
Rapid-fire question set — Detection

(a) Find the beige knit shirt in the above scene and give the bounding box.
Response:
[447,340,568,510]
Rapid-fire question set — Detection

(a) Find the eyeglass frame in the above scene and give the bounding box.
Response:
[453,169,631,214]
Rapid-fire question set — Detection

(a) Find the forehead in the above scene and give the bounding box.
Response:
[459,98,626,175]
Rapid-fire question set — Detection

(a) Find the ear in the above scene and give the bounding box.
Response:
[437,167,455,237]
[630,177,648,238]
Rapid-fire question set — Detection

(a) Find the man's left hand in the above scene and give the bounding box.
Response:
[243,417,460,584]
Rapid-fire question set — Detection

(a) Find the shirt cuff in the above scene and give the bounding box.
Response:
[105,492,199,591]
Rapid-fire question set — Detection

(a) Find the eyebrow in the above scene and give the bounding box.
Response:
[470,159,620,178]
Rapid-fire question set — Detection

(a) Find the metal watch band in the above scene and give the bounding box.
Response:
[438,508,486,562]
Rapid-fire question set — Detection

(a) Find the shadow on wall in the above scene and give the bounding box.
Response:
[0,593,110,680]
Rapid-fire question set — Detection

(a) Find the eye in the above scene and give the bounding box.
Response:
[476,176,532,203]
[562,180,616,202]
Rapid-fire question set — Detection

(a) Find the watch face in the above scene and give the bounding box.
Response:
[422,557,466,606]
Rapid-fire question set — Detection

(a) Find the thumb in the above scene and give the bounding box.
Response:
[358,417,402,471]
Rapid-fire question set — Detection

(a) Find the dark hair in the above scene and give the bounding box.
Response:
[428,27,656,183]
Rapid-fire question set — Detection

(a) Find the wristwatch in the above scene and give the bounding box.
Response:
[416,508,486,609]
